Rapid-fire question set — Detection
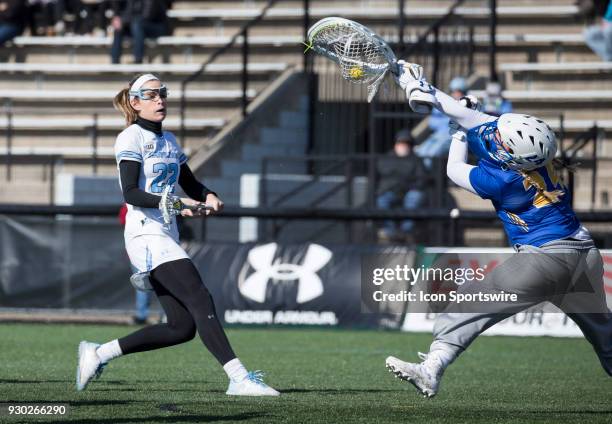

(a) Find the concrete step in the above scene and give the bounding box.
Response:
[167,5,579,23]
[298,95,309,112]
[204,217,239,242]
[0,180,51,204]
[0,88,257,103]
[279,111,308,129]
[11,50,304,69]
[220,159,308,177]
[0,62,287,91]
[467,89,612,121]
[0,165,50,180]
[0,74,277,92]
[54,174,124,206]
[259,175,368,208]
[260,127,307,146]
[0,116,224,130]
[7,29,595,62]
[241,143,305,161]
[194,177,240,200]
[502,61,612,91]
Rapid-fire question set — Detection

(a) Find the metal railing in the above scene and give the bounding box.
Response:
[3,203,612,246]
[0,155,59,203]
[488,0,498,81]
[303,0,475,213]
[401,0,472,83]
[258,154,450,244]
[0,107,114,204]
[558,123,605,209]
[1,106,105,169]
[308,3,475,156]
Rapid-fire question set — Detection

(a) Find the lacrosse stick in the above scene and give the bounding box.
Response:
[159,184,213,229]
[306,17,438,111]
[306,17,402,102]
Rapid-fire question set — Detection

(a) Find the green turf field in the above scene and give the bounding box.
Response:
[1,323,610,423]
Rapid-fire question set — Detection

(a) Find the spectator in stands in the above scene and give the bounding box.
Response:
[480,80,513,117]
[0,0,28,44]
[583,0,612,61]
[28,0,57,36]
[53,0,110,36]
[376,129,427,243]
[110,0,173,64]
[416,76,467,168]
[576,0,610,24]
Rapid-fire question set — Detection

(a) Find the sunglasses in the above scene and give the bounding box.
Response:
[130,86,168,100]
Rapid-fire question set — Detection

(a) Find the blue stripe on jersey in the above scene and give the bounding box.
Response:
[117,151,143,162]
[145,246,152,272]
[468,159,580,247]
[179,153,187,163]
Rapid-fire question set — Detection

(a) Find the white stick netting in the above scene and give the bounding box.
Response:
[311,22,392,101]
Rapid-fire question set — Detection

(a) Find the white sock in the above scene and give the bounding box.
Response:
[428,348,455,370]
[96,340,123,363]
[223,358,248,382]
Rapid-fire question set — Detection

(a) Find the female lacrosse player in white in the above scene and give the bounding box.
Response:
[384,62,612,397]
[76,73,279,396]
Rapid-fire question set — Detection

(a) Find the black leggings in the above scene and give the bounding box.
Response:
[118,259,236,365]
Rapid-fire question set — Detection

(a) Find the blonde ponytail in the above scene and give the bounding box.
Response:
[113,87,138,127]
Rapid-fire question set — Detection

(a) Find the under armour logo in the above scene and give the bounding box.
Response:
[239,243,332,304]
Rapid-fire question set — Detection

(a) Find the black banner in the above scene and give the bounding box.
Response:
[0,215,416,328]
[189,242,416,328]
[0,216,132,309]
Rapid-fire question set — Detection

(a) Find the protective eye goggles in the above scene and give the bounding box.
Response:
[129,86,168,100]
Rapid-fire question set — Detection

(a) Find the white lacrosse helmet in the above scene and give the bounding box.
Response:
[470,113,557,171]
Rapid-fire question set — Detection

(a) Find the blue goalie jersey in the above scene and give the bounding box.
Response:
[468,159,580,247]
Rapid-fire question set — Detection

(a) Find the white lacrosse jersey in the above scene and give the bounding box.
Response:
[114,124,188,243]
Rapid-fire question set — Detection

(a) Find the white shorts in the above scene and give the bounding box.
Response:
[126,234,189,274]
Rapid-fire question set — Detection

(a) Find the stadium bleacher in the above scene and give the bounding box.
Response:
[0,0,610,216]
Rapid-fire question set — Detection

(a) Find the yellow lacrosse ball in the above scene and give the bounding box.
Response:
[348,66,364,80]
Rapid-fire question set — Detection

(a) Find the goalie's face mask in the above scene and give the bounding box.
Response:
[130,81,167,122]
[467,120,513,170]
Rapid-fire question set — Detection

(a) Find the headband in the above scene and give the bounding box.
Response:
[129,74,160,99]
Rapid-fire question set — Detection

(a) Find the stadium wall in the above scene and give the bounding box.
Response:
[1,215,610,338]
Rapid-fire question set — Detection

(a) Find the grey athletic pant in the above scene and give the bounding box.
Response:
[430,239,612,376]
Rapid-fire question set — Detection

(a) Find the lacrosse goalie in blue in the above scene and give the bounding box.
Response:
[466,119,581,248]
[383,62,612,398]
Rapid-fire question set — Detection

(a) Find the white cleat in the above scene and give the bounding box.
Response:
[76,341,106,391]
[385,353,444,398]
[226,371,280,397]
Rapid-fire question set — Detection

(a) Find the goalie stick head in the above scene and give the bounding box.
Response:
[307,17,398,102]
